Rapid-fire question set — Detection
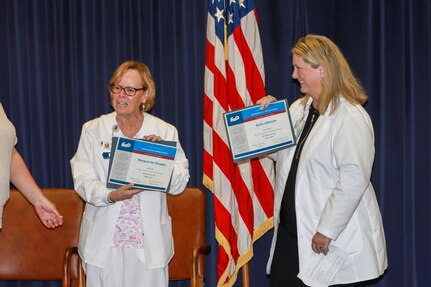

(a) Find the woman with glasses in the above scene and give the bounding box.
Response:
[70,61,189,287]
[258,35,387,286]
[0,103,63,229]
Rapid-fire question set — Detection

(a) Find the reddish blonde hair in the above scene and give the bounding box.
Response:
[109,61,156,111]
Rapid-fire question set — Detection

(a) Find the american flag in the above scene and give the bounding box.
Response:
[203,0,275,286]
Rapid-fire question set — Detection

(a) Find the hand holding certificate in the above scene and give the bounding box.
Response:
[223,99,296,162]
[107,137,177,192]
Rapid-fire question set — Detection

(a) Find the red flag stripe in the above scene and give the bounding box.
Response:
[251,159,274,218]
[203,93,213,130]
[212,132,254,236]
[232,27,266,103]
[225,64,246,111]
[213,192,240,260]
[205,40,216,75]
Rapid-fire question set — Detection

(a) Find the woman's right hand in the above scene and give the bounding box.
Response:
[256,95,277,109]
[108,183,143,203]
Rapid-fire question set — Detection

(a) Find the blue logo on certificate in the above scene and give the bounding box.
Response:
[225,112,244,127]
[117,138,135,152]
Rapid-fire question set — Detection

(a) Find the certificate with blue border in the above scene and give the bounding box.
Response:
[107,137,177,192]
[223,99,296,163]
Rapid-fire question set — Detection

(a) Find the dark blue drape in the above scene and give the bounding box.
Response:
[304,1,431,287]
[1,0,430,286]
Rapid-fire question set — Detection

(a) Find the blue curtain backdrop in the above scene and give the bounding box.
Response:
[0,0,430,286]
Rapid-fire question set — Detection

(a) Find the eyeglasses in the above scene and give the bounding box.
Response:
[109,85,146,97]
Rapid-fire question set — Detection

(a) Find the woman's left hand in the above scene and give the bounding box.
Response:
[34,198,64,229]
[311,232,332,255]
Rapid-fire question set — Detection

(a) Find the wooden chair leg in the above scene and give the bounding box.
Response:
[78,256,86,287]
[62,247,74,287]
[191,245,211,287]
[63,247,86,287]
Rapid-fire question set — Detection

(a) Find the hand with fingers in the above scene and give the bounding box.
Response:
[257,95,277,110]
[311,232,332,256]
[34,198,63,229]
[143,134,163,142]
[107,183,143,203]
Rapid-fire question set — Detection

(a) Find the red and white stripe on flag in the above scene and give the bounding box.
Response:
[203,0,275,286]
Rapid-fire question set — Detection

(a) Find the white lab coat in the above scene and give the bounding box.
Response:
[266,97,387,285]
[70,111,189,269]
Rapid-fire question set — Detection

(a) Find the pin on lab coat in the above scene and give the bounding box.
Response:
[70,112,190,270]
[266,97,387,285]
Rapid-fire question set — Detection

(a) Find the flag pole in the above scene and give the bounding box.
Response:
[224,0,228,60]
[242,263,250,287]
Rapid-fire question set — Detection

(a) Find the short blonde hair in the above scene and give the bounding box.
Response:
[292,34,367,114]
[109,61,156,111]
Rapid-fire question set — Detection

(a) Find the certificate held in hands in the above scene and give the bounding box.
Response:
[223,99,296,162]
[107,137,177,192]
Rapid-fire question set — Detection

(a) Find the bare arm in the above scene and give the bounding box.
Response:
[10,147,63,228]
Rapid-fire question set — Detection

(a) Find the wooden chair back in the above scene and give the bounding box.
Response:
[168,187,210,287]
[0,188,85,287]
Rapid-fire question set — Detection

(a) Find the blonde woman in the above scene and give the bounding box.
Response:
[259,35,387,286]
